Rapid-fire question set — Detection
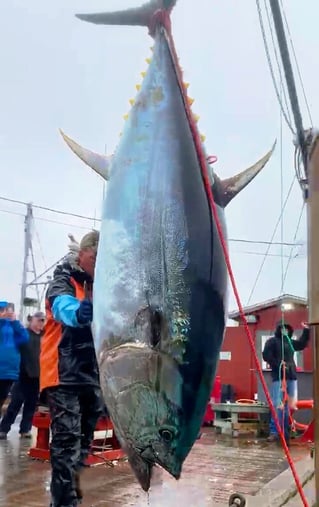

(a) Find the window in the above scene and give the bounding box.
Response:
[261,333,304,371]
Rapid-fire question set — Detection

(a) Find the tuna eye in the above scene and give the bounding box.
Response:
[159,429,174,443]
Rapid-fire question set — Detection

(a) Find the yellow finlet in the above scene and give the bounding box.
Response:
[188,97,195,106]
[129,99,135,106]
[183,82,190,89]
[141,71,146,78]
[194,114,200,123]
[135,84,141,91]
[145,58,152,64]
[200,134,206,142]
[123,114,129,121]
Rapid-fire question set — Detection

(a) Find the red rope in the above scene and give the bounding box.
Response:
[153,10,308,506]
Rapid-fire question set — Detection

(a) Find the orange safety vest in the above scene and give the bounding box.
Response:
[40,278,85,391]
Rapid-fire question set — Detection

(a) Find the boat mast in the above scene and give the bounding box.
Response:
[268,0,317,501]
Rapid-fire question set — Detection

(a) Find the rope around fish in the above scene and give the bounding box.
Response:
[156,8,308,507]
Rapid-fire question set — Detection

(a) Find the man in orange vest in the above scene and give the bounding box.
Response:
[40,230,102,507]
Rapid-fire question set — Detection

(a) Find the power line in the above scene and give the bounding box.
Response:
[230,238,301,247]
[0,196,29,207]
[280,202,305,292]
[0,205,308,247]
[0,208,92,231]
[232,250,302,259]
[246,173,297,305]
[34,203,99,221]
[34,224,48,270]
[0,208,25,218]
[34,215,92,231]
[28,256,66,286]
[0,205,305,247]
[0,195,98,222]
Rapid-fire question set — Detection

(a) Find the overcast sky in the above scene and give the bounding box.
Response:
[0,0,317,316]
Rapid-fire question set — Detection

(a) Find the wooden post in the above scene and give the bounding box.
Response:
[307,132,319,505]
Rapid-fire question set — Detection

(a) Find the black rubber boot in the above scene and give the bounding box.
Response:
[74,472,83,502]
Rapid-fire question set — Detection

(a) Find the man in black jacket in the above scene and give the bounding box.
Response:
[40,230,103,507]
[0,311,45,439]
[262,321,310,443]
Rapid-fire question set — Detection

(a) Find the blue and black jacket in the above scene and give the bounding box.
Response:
[40,261,99,391]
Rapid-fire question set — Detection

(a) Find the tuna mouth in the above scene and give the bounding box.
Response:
[127,444,181,491]
[140,446,181,481]
[126,447,154,492]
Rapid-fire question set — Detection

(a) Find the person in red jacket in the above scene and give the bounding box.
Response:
[40,231,103,507]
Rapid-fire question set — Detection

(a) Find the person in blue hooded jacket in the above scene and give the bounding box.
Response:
[0,301,29,415]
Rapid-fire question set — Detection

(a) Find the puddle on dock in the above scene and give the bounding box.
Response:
[0,426,308,506]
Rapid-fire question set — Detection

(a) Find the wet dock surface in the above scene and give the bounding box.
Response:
[0,422,307,507]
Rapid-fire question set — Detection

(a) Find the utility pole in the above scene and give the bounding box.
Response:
[269,0,308,175]
[307,132,319,505]
[19,203,40,322]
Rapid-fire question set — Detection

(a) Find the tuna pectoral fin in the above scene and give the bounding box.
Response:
[59,130,110,181]
[134,306,163,348]
[220,141,276,207]
[76,0,177,27]
[127,448,153,492]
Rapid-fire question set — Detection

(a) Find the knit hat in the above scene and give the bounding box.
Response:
[79,230,99,252]
[276,320,293,330]
[33,311,46,320]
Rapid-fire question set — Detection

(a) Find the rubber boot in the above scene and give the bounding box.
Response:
[74,472,83,503]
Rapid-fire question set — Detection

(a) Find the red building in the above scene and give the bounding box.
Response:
[216,294,312,403]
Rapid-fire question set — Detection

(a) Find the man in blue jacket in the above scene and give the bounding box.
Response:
[0,301,29,415]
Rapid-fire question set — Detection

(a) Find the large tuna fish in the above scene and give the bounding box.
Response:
[60,0,275,492]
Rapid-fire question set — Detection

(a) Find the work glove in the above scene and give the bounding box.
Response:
[76,299,93,325]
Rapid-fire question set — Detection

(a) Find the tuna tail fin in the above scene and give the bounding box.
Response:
[76,0,177,29]
[59,129,111,181]
[219,141,276,207]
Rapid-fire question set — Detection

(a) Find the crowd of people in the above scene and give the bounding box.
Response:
[0,229,312,507]
[0,308,45,439]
